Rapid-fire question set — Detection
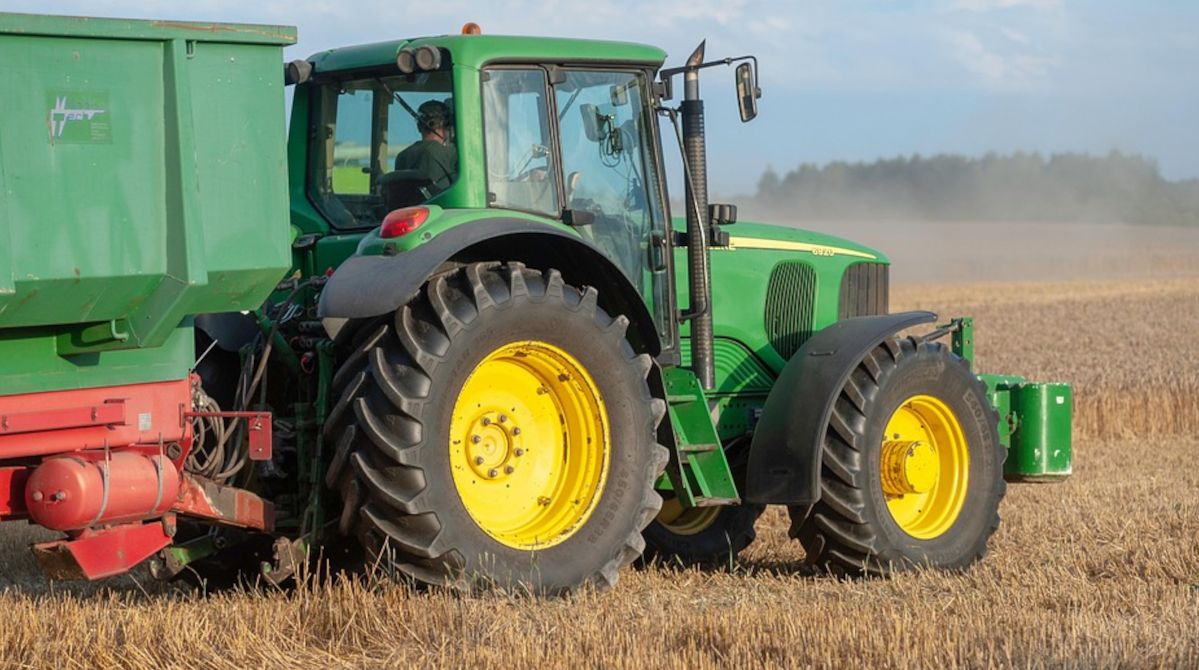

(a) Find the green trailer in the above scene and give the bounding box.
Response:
[0,13,1070,590]
[0,14,293,393]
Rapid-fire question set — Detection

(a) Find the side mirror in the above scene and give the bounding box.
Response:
[735,62,760,123]
[580,103,602,141]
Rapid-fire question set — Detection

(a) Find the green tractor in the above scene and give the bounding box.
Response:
[0,15,1071,593]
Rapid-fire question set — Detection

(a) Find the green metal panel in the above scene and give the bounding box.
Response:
[952,316,975,369]
[680,220,888,379]
[1006,382,1073,481]
[980,373,1025,448]
[0,123,11,298]
[0,13,294,44]
[0,13,294,394]
[0,324,194,394]
[287,84,329,237]
[706,337,776,396]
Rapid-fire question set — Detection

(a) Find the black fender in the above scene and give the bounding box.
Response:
[745,311,937,505]
[317,217,660,355]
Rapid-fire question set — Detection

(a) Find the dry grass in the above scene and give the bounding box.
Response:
[894,277,1199,440]
[2,231,1198,668]
[2,434,1197,668]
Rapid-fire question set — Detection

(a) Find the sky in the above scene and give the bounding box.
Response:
[7,0,1198,194]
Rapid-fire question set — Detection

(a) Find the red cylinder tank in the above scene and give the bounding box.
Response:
[24,453,181,531]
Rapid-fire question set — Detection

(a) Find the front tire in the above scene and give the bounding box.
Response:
[793,336,1005,575]
[326,262,668,594]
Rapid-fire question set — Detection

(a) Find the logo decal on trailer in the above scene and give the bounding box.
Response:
[47,92,111,144]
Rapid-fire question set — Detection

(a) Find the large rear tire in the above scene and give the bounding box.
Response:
[325,262,668,594]
[792,336,1005,576]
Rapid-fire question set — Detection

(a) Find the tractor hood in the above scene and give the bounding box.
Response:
[718,221,888,264]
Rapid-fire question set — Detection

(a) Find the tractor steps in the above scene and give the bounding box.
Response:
[660,367,740,507]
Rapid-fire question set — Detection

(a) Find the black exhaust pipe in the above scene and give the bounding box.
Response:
[682,41,715,390]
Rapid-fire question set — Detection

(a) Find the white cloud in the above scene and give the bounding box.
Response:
[945,29,1057,89]
[948,30,1007,82]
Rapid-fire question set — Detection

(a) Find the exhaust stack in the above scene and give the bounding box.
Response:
[682,40,715,390]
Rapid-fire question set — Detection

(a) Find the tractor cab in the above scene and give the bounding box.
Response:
[292,33,691,351]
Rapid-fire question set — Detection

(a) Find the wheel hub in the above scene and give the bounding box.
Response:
[880,440,939,495]
[463,411,524,479]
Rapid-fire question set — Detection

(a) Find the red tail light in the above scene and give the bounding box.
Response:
[380,207,430,239]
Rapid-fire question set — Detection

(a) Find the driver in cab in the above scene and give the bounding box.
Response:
[394,99,458,194]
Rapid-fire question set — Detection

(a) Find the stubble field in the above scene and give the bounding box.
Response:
[0,223,1196,669]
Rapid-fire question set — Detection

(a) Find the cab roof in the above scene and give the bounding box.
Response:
[307,34,669,74]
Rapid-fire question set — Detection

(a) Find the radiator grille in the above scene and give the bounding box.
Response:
[764,261,817,359]
[839,262,890,319]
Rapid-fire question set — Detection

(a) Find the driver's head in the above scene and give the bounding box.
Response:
[417,100,452,141]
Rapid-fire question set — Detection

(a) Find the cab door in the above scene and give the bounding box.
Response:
[553,69,675,349]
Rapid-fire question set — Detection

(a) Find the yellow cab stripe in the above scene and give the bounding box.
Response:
[724,236,878,260]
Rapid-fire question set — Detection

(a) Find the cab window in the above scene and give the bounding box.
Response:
[481,68,559,216]
[312,71,457,229]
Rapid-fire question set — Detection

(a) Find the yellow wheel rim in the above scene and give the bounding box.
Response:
[449,340,609,550]
[656,497,721,536]
[881,394,969,539]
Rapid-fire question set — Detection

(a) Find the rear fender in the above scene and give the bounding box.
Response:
[317,218,660,355]
[745,311,937,505]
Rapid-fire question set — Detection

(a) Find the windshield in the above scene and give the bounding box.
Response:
[312,71,457,229]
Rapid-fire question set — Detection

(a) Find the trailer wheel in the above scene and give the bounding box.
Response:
[793,336,1005,575]
[327,262,668,594]
[642,438,763,565]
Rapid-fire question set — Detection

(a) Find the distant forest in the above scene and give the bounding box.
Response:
[748,152,1199,226]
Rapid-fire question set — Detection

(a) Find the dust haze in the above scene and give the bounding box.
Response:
[771,219,1199,284]
[734,152,1199,284]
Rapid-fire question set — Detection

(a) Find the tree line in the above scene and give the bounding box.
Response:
[749,152,1199,226]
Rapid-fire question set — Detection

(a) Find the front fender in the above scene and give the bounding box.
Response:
[745,311,937,505]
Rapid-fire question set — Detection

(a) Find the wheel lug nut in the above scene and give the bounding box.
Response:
[482,417,491,426]
[499,415,507,423]
[504,465,515,474]
[474,456,485,465]
[514,448,524,457]
[488,469,498,478]
[472,435,481,444]
[512,427,521,436]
